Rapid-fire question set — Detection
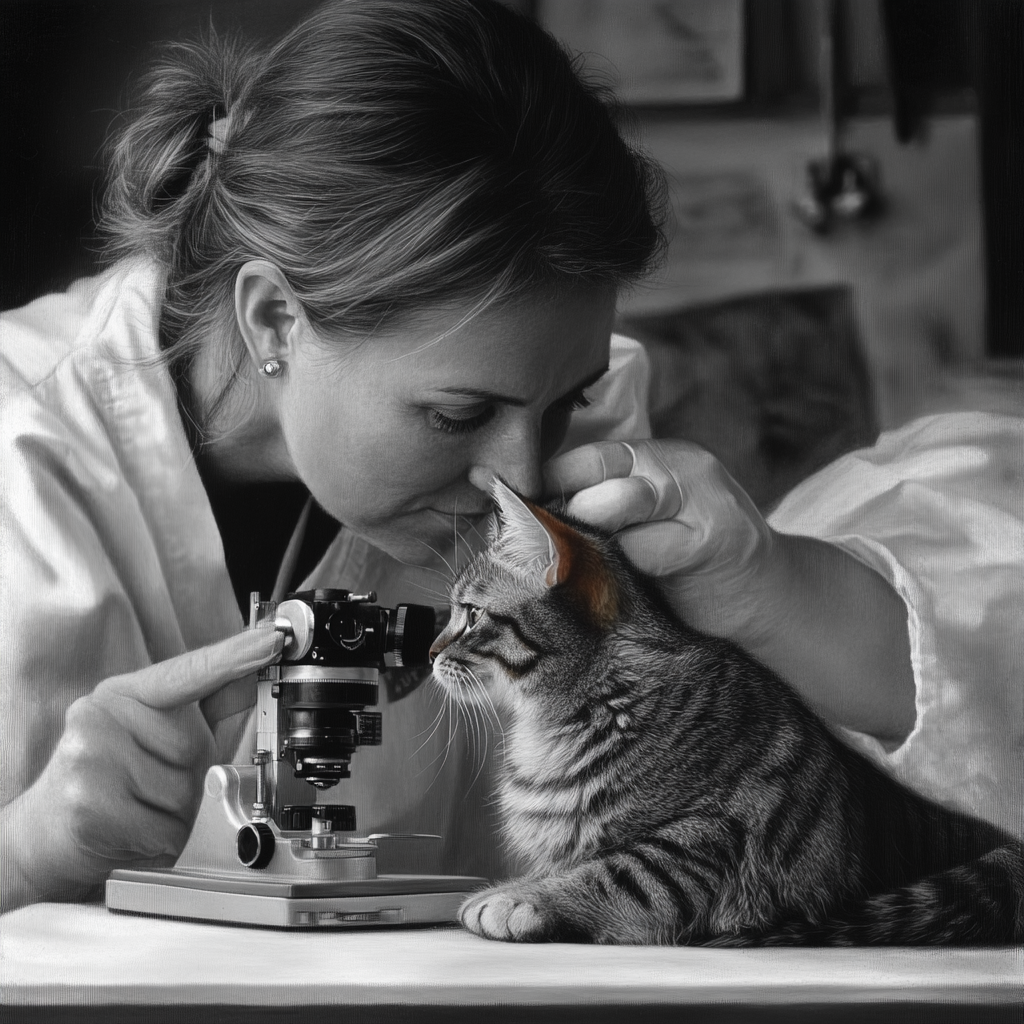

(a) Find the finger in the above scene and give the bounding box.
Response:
[128,756,207,825]
[83,794,194,863]
[199,676,259,730]
[616,519,702,577]
[626,443,690,521]
[564,477,659,533]
[107,624,285,710]
[543,441,635,498]
[54,736,196,863]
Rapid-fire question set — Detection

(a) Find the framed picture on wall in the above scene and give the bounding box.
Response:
[538,0,745,104]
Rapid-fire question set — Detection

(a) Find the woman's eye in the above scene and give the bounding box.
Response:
[467,607,483,627]
[430,405,497,435]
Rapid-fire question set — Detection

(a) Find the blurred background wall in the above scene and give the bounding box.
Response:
[2,0,1021,508]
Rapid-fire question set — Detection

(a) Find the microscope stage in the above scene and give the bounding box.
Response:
[106,870,485,929]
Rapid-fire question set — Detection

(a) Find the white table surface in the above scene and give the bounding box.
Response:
[1,903,1021,1015]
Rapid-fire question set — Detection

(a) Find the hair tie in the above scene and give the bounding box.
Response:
[207,108,234,157]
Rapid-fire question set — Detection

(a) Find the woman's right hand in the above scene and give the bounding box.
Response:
[1,626,284,909]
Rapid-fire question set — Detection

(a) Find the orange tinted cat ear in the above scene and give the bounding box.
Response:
[491,480,559,584]
[490,481,618,625]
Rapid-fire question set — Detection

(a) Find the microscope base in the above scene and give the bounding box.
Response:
[106,870,484,929]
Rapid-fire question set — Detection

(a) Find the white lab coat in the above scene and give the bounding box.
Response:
[1,260,1021,888]
[769,413,1024,838]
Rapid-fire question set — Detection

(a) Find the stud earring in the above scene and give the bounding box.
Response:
[259,359,283,378]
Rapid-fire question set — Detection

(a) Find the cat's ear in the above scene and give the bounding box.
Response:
[491,480,619,626]
[490,479,560,584]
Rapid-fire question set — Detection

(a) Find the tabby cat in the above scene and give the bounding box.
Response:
[429,481,1023,945]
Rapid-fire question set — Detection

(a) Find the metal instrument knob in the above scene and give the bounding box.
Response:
[236,821,275,869]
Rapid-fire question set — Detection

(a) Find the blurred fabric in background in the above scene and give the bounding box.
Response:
[621,287,876,510]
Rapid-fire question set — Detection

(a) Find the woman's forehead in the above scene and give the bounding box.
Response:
[377,286,616,391]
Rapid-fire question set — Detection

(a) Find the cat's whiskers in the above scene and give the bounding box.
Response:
[462,516,489,547]
[465,676,491,790]
[430,661,471,787]
[466,665,505,741]
[410,679,450,753]
[439,659,499,789]
[387,549,455,583]
[452,502,461,576]
[458,665,480,766]
[468,672,492,780]
[411,708,452,779]
[414,538,457,580]
[450,508,490,572]
[418,685,460,791]
[400,578,450,603]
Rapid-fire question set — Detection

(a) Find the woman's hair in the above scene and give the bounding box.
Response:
[102,0,665,424]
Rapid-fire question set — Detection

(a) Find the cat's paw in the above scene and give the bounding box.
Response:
[459,882,553,942]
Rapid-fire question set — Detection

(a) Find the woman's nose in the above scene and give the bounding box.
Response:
[467,421,544,499]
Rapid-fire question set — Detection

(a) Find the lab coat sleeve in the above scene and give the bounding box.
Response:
[1,263,251,812]
[558,333,653,450]
[768,412,1024,837]
[0,381,154,808]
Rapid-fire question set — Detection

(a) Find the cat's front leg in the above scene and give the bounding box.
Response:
[459,858,693,944]
[461,834,731,944]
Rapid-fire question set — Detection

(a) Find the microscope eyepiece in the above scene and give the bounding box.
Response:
[272,589,434,670]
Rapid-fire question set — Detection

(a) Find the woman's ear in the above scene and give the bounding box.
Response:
[234,260,302,370]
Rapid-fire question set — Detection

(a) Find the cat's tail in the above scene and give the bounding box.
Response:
[722,842,1023,947]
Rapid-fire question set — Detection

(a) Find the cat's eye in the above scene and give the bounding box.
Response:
[467,607,484,628]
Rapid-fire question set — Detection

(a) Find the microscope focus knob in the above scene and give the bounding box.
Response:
[236,821,275,869]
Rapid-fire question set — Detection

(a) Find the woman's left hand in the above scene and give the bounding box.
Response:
[544,439,775,640]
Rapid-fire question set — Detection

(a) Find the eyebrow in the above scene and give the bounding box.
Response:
[432,364,610,407]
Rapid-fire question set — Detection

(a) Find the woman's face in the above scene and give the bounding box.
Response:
[278,287,616,564]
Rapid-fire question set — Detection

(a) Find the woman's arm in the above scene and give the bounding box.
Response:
[728,531,915,743]
[552,338,914,741]
[0,628,284,912]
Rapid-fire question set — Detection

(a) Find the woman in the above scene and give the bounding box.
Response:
[1,0,1019,912]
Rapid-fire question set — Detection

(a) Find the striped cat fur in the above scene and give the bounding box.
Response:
[429,481,1023,945]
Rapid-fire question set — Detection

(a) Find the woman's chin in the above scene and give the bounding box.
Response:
[346,514,456,569]
[343,508,487,570]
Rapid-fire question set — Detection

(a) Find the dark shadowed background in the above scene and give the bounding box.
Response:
[1,1,318,308]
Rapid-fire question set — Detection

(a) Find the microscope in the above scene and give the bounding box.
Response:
[106,589,485,928]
